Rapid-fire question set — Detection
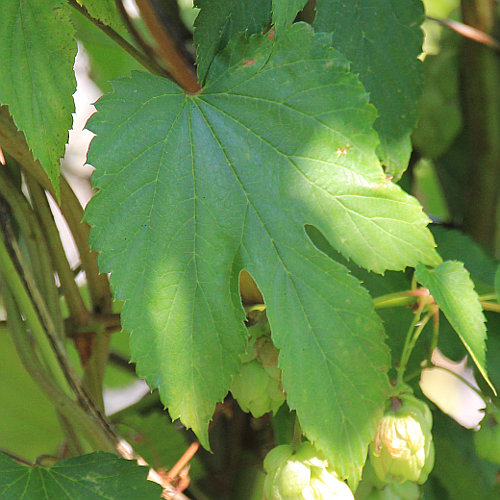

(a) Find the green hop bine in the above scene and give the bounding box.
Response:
[263,442,354,500]
[474,407,500,465]
[230,310,285,418]
[369,394,435,484]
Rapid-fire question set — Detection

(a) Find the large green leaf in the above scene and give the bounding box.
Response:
[85,24,438,482]
[0,452,161,499]
[193,0,271,84]
[0,0,77,194]
[415,261,493,391]
[314,0,425,179]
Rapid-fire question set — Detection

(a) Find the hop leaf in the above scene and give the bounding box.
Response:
[230,311,285,417]
[474,408,500,465]
[263,442,355,500]
[369,394,434,484]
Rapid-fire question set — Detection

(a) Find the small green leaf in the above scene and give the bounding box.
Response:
[415,261,494,392]
[0,0,77,195]
[86,24,438,482]
[194,0,271,83]
[314,0,425,179]
[272,0,307,35]
[0,452,162,499]
[431,226,498,290]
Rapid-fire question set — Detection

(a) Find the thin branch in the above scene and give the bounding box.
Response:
[427,15,500,51]
[109,351,137,373]
[0,107,113,316]
[0,168,63,333]
[67,0,164,76]
[26,178,89,327]
[114,0,170,77]
[0,448,33,466]
[135,0,201,93]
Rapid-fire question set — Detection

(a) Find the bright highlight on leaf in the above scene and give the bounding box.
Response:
[415,261,494,393]
[0,452,161,499]
[0,0,77,195]
[314,0,425,179]
[85,23,438,483]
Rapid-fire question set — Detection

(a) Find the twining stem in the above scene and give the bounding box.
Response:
[427,16,500,51]
[135,0,201,93]
[26,178,89,327]
[481,301,500,312]
[373,288,430,309]
[396,301,428,387]
[0,169,62,332]
[479,293,498,301]
[67,0,164,77]
[0,225,71,395]
[2,289,116,452]
[429,308,440,361]
[0,108,113,409]
[59,177,113,315]
[0,108,113,315]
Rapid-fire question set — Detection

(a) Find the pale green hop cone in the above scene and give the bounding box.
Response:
[230,311,285,417]
[263,442,354,500]
[369,394,434,484]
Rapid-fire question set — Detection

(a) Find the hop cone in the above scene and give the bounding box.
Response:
[369,394,434,484]
[230,310,285,417]
[263,442,354,500]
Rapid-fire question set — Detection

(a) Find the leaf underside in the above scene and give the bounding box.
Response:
[0,452,161,499]
[85,24,438,483]
[314,0,425,179]
[0,0,77,195]
[415,261,493,392]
